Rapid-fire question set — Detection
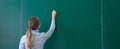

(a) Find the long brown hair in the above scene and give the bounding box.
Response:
[26,16,40,49]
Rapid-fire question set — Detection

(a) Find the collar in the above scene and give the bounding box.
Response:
[32,30,39,34]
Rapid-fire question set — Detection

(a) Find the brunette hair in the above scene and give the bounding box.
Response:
[26,16,40,49]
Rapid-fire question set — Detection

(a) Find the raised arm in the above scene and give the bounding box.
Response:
[44,10,57,39]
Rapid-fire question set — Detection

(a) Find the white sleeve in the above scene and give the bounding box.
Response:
[19,36,26,49]
[43,19,56,39]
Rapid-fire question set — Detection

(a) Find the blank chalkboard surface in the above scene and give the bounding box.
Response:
[103,0,120,49]
[0,0,21,49]
[0,0,120,49]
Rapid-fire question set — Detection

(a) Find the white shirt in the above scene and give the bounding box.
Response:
[19,19,55,49]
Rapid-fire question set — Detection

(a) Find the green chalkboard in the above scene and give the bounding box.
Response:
[103,0,120,49]
[22,0,101,49]
[0,0,120,49]
[0,0,21,49]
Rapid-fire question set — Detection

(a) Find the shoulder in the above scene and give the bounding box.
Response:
[37,32,46,36]
[41,32,45,35]
[20,35,26,43]
[21,35,26,39]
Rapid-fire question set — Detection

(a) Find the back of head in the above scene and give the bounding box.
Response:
[29,16,40,30]
[26,16,40,49]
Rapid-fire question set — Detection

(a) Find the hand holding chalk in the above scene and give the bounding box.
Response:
[52,9,57,19]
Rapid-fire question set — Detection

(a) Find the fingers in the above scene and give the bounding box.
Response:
[52,9,57,19]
